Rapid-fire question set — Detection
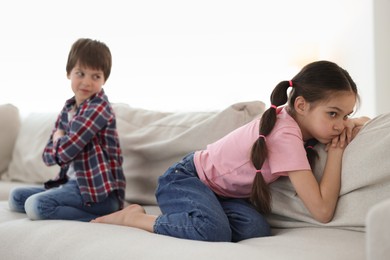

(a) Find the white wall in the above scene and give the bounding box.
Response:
[0,0,377,118]
[374,0,390,115]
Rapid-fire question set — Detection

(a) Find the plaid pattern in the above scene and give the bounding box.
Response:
[42,89,126,207]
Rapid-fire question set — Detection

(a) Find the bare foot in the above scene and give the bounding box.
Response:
[91,204,156,232]
[92,204,145,225]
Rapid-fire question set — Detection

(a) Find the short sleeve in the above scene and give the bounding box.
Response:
[267,126,311,175]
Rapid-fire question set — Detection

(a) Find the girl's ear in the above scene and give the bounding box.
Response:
[294,96,309,115]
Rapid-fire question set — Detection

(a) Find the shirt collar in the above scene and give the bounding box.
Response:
[64,89,105,110]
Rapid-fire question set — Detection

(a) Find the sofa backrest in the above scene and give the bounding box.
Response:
[1,101,265,205]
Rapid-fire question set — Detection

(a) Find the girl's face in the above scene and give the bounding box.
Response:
[67,63,106,106]
[298,91,357,144]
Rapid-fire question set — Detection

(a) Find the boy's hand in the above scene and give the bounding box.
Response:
[52,129,65,143]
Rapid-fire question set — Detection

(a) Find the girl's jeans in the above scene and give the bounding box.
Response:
[154,153,271,242]
[8,179,120,222]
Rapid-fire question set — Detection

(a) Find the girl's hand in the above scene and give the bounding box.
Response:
[344,116,371,143]
[327,116,370,151]
[326,129,348,152]
[52,129,65,143]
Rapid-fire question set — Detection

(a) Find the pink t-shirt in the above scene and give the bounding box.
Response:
[193,107,311,198]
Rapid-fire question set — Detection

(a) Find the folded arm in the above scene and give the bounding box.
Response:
[288,135,346,223]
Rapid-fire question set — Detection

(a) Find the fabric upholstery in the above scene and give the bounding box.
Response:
[2,101,265,205]
[0,104,20,177]
[268,113,390,231]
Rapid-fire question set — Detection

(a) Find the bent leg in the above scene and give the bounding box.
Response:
[93,154,232,241]
[220,198,271,242]
[154,154,232,242]
[25,180,120,221]
[8,186,45,213]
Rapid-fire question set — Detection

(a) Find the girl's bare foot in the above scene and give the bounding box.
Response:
[91,204,156,232]
[92,204,144,225]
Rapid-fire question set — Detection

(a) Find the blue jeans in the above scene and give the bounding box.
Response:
[8,180,120,222]
[154,153,271,242]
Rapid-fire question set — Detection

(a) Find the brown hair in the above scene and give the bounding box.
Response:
[66,38,112,81]
[250,60,359,214]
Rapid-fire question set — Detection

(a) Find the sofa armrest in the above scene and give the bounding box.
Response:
[0,104,20,177]
[366,198,390,260]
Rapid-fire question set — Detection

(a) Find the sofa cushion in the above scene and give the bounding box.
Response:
[114,101,265,204]
[0,104,20,177]
[2,101,265,205]
[3,112,59,183]
[268,112,390,231]
[0,209,365,260]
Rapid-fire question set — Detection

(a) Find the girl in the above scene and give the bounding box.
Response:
[92,60,370,241]
[8,38,126,221]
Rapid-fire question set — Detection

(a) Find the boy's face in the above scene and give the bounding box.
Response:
[67,63,106,106]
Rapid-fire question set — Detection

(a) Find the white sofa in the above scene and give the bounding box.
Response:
[0,102,389,260]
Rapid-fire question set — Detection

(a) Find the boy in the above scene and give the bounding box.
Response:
[9,38,126,221]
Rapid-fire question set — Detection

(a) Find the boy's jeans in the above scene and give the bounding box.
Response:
[154,153,271,242]
[8,179,120,222]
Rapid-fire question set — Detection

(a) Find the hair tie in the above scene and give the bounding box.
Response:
[258,134,266,140]
[306,145,313,149]
[255,169,262,174]
[289,80,293,87]
[270,104,277,109]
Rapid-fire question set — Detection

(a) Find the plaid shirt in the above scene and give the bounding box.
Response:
[42,89,126,207]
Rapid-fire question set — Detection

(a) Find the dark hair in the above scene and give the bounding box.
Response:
[66,38,112,81]
[250,60,359,214]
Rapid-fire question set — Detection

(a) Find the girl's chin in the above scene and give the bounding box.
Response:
[317,138,331,145]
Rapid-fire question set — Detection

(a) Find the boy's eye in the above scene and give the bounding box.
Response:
[76,71,84,77]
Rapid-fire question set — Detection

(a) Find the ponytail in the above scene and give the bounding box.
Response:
[304,139,319,168]
[249,80,291,213]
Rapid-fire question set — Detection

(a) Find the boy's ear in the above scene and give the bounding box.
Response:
[67,73,71,79]
[294,96,308,115]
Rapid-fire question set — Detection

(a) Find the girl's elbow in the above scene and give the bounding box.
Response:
[313,208,335,223]
[315,215,333,224]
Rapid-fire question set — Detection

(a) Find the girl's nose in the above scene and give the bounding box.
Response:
[334,121,345,133]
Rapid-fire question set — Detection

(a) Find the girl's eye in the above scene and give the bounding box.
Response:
[329,112,337,118]
[93,75,101,80]
[343,114,352,120]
